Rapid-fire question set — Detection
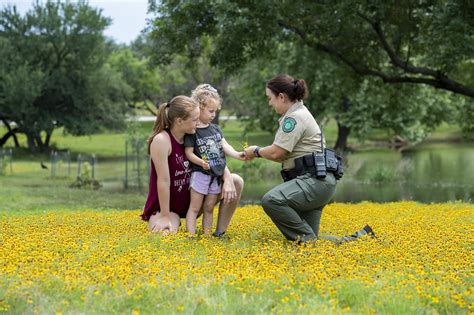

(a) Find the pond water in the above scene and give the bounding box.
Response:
[240,144,474,204]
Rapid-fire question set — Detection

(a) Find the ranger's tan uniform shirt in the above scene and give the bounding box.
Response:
[273,101,324,170]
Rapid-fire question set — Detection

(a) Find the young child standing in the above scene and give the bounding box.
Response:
[184,84,245,236]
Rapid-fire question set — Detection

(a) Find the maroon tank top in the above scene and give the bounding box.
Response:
[141,129,192,220]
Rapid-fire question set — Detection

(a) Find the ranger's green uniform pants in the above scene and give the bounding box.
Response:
[262,173,336,242]
[263,171,373,244]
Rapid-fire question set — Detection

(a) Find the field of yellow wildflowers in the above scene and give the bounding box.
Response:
[1,202,472,314]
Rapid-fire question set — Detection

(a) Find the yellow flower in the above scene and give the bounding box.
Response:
[0,202,471,313]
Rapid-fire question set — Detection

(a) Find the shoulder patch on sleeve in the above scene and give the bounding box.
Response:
[282,117,297,133]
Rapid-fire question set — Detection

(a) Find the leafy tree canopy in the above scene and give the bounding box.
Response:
[0,1,129,151]
[150,1,474,97]
[126,33,232,119]
[149,1,473,149]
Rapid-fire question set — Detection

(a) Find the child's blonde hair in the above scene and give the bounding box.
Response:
[191,84,222,110]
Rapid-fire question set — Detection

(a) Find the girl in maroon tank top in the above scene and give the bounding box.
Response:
[141,129,192,220]
[141,96,200,233]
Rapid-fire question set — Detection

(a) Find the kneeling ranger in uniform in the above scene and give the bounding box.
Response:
[245,74,375,244]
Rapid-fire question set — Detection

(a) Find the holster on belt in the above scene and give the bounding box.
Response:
[280,149,344,182]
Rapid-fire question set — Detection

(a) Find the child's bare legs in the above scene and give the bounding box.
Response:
[202,194,219,235]
[186,188,204,235]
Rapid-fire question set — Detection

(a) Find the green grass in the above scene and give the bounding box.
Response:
[0,161,145,212]
[0,122,154,159]
[429,122,472,141]
[52,133,126,158]
[220,120,276,148]
[0,279,434,314]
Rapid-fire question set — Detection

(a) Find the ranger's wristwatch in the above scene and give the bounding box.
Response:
[254,146,261,158]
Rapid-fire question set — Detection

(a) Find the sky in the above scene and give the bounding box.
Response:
[2,0,150,44]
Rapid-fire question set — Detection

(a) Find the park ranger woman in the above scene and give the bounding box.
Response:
[245,74,374,244]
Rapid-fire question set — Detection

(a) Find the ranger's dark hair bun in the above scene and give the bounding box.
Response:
[267,74,308,102]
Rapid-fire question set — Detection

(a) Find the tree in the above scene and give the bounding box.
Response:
[149,1,473,150]
[150,1,473,97]
[108,46,159,115]
[228,41,460,150]
[0,1,129,151]
[130,33,231,121]
[0,36,43,148]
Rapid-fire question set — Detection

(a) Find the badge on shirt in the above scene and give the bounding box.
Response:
[282,117,297,133]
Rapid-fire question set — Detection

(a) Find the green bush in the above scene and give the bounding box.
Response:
[368,166,397,183]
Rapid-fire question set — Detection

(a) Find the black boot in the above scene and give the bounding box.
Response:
[347,224,376,239]
[320,225,377,245]
[362,225,377,238]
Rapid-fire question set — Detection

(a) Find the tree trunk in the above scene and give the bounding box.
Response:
[26,132,37,152]
[0,119,20,147]
[334,122,351,153]
[12,132,20,148]
[44,129,53,148]
[33,132,45,152]
[0,129,18,147]
[334,96,351,153]
[21,129,52,152]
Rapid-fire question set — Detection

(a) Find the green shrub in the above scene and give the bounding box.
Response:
[368,166,397,183]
